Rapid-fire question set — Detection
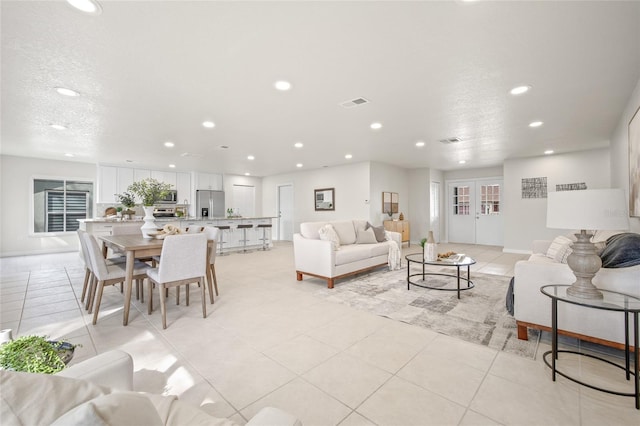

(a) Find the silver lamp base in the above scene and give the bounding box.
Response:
[566,230,603,299]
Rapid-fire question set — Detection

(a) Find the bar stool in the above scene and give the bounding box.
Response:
[236,224,254,253]
[215,225,231,255]
[257,224,272,251]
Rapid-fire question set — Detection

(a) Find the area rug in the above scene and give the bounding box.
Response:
[312,266,540,359]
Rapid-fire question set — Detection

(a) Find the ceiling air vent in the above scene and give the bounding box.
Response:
[438,137,462,144]
[340,97,369,108]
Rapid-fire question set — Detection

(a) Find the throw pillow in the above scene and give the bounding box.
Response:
[318,224,341,250]
[546,235,573,263]
[366,222,386,242]
[356,227,377,244]
[601,233,640,268]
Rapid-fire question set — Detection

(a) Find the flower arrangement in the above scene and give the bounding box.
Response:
[127,178,172,206]
[115,191,137,209]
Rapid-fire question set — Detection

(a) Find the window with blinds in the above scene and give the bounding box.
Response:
[33,179,93,234]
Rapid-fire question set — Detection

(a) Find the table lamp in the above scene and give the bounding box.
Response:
[546,188,629,299]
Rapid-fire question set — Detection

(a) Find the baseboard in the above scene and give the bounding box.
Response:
[0,248,79,258]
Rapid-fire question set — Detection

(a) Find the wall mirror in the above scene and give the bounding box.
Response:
[315,188,335,211]
[382,191,399,215]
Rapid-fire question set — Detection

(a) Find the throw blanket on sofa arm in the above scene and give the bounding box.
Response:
[387,239,401,271]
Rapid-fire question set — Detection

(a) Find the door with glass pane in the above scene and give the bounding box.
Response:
[447,179,504,245]
[447,181,475,243]
[475,179,504,246]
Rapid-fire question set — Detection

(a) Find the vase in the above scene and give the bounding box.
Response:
[424,231,437,262]
[141,206,157,238]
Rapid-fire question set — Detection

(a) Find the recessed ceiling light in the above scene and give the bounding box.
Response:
[55,87,80,97]
[164,141,174,148]
[296,163,303,168]
[529,121,544,128]
[202,121,215,128]
[370,122,382,130]
[50,124,67,130]
[510,85,531,95]
[294,142,304,148]
[274,81,292,91]
[247,155,255,160]
[169,164,176,168]
[544,150,554,155]
[415,141,425,147]
[66,0,102,15]
[459,160,466,164]
[345,154,353,159]
[244,172,251,176]
[64,153,74,157]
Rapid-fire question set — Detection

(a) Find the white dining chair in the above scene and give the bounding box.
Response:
[203,226,220,303]
[146,233,208,329]
[82,233,151,325]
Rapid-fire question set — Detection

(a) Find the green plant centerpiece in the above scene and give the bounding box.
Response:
[0,335,77,374]
[127,178,172,206]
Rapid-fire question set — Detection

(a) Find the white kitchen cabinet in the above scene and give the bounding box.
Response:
[151,170,177,188]
[196,172,223,190]
[117,167,134,194]
[134,168,151,182]
[97,166,118,203]
[176,172,191,205]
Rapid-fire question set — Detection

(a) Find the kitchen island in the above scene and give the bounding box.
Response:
[78,217,275,253]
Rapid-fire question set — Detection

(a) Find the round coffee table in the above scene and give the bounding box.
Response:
[405,253,476,299]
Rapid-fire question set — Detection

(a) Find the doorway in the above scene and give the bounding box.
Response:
[446,178,504,246]
[430,181,440,242]
[277,184,294,241]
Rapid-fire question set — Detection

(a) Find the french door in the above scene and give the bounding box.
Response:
[447,178,504,246]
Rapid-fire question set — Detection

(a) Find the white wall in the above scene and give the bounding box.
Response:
[369,162,409,226]
[262,162,371,235]
[408,168,430,244]
[610,76,640,233]
[1,155,97,256]
[503,148,611,252]
[443,166,504,182]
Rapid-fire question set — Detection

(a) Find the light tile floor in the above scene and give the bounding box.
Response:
[1,242,639,425]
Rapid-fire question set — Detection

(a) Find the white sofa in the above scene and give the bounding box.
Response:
[514,238,640,348]
[294,219,402,288]
[1,350,301,426]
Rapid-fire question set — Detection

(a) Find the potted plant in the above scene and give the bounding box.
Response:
[127,178,173,238]
[115,191,137,218]
[0,335,78,374]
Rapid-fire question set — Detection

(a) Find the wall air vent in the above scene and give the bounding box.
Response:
[340,97,369,108]
[438,137,462,144]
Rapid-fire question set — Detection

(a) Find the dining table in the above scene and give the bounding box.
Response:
[99,234,164,326]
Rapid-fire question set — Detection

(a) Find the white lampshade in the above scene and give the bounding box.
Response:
[547,188,629,231]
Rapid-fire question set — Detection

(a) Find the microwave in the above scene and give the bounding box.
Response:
[158,190,178,204]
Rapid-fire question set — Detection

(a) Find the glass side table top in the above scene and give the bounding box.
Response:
[405,253,476,267]
[540,285,640,312]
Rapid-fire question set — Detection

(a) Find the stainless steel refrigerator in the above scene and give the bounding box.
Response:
[196,190,225,218]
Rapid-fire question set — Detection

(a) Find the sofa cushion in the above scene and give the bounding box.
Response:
[592,229,624,243]
[335,244,370,265]
[370,241,391,257]
[319,224,341,250]
[300,222,326,240]
[546,235,573,263]
[330,220,357,245]
[601,233,640,268]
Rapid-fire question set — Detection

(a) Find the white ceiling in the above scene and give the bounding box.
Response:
[2,1,639,177]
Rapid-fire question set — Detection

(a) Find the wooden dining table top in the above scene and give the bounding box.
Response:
[99,234,165,251]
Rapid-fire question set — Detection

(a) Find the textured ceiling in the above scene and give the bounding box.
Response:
[2,1,639,177]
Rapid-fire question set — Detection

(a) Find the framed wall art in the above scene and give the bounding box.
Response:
[315,188,335,211]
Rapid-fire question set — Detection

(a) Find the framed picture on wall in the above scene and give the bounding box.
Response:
[630,105,640,217]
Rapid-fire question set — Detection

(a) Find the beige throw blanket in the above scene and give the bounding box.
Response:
[387,239,401,270]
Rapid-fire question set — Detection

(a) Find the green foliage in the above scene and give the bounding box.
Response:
[127,178,172,206]
[115,191,137,208]
[0,335,73,374]
[419,238,427,248]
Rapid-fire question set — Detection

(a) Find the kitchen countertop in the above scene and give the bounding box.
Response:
[78,217,275,223]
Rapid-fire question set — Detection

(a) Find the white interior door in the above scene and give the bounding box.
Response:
[430,181,440,242]
[277,184,294,241]
[447,179,504,245]
[475,179,504,246]
[447,181,475,243]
